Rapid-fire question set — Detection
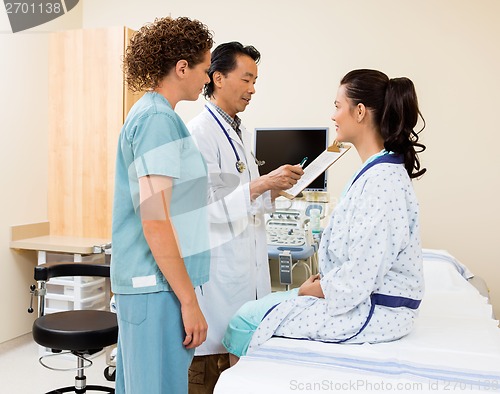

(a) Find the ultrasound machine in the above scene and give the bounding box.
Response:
[254,126,330,289]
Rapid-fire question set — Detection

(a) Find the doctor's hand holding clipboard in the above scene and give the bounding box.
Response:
[280,143,352,199]
[254,163,304,200]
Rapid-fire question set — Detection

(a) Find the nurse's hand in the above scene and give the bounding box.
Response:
[298,274,324,298]
[181,302,208,349]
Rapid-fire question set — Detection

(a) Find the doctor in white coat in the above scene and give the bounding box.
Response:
[187,42,303,393]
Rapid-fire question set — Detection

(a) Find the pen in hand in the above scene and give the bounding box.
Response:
[299,157,308,168]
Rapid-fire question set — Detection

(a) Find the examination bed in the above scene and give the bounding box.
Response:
[215,249,500,393]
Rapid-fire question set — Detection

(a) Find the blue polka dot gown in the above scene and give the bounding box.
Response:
[247,162,424,353]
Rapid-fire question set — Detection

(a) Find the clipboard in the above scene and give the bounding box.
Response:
[279,142,352,199]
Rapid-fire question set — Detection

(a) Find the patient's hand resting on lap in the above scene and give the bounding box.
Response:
[298,274,324,298]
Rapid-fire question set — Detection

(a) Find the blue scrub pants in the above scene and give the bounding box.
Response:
[114,291,194,394]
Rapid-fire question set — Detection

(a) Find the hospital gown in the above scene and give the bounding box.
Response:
[244,160,424,354]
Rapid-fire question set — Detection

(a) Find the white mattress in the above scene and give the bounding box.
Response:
[215,250,500,393]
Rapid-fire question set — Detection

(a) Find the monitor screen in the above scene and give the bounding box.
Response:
[253,127,329,191]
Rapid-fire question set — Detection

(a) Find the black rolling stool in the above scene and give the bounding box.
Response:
[28,262,118,394]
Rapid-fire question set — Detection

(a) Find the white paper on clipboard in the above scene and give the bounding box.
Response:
[279,143,351,199]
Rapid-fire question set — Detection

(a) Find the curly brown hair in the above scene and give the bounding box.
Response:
[123,17,214,92]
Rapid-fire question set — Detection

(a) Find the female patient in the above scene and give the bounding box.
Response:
[222,69,427,362]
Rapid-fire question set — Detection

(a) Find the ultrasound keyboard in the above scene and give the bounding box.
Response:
[266,210,306,247]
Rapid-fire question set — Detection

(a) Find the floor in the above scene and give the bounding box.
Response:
[0,333,115,393]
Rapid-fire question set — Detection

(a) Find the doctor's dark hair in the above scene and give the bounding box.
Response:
[203,41,261,98]
[123,16,213,92]
[340,69,427,178]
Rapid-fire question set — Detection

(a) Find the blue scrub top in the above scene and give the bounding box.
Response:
[111,92,210,294]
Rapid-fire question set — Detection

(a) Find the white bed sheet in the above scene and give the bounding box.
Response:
[215,250,500,393]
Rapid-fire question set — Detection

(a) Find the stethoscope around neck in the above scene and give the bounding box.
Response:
[205,105,247,173]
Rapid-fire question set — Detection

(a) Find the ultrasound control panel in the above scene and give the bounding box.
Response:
[266,210,307,247]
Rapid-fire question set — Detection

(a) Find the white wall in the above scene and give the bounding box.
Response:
[0,32,50,344]
[83,0,500,318]
[0,3,82,343]
[1,0,499,343]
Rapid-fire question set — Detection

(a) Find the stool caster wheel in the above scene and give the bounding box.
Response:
[104,366,116,381]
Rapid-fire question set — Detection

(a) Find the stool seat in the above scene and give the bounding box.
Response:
[33,310,118,352]
[29,262,117,393]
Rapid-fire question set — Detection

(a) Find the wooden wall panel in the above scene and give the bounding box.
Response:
[48,27,130,238]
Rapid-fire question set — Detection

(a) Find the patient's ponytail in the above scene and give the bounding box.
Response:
[341,69,426,178]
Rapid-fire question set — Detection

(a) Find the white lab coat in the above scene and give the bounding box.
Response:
[188,104,273,355]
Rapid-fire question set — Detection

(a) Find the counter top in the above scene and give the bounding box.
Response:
[10,235,110,255]
[10,222,110,255]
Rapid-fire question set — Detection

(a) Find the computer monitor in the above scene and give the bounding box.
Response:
[253,127,329,191]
